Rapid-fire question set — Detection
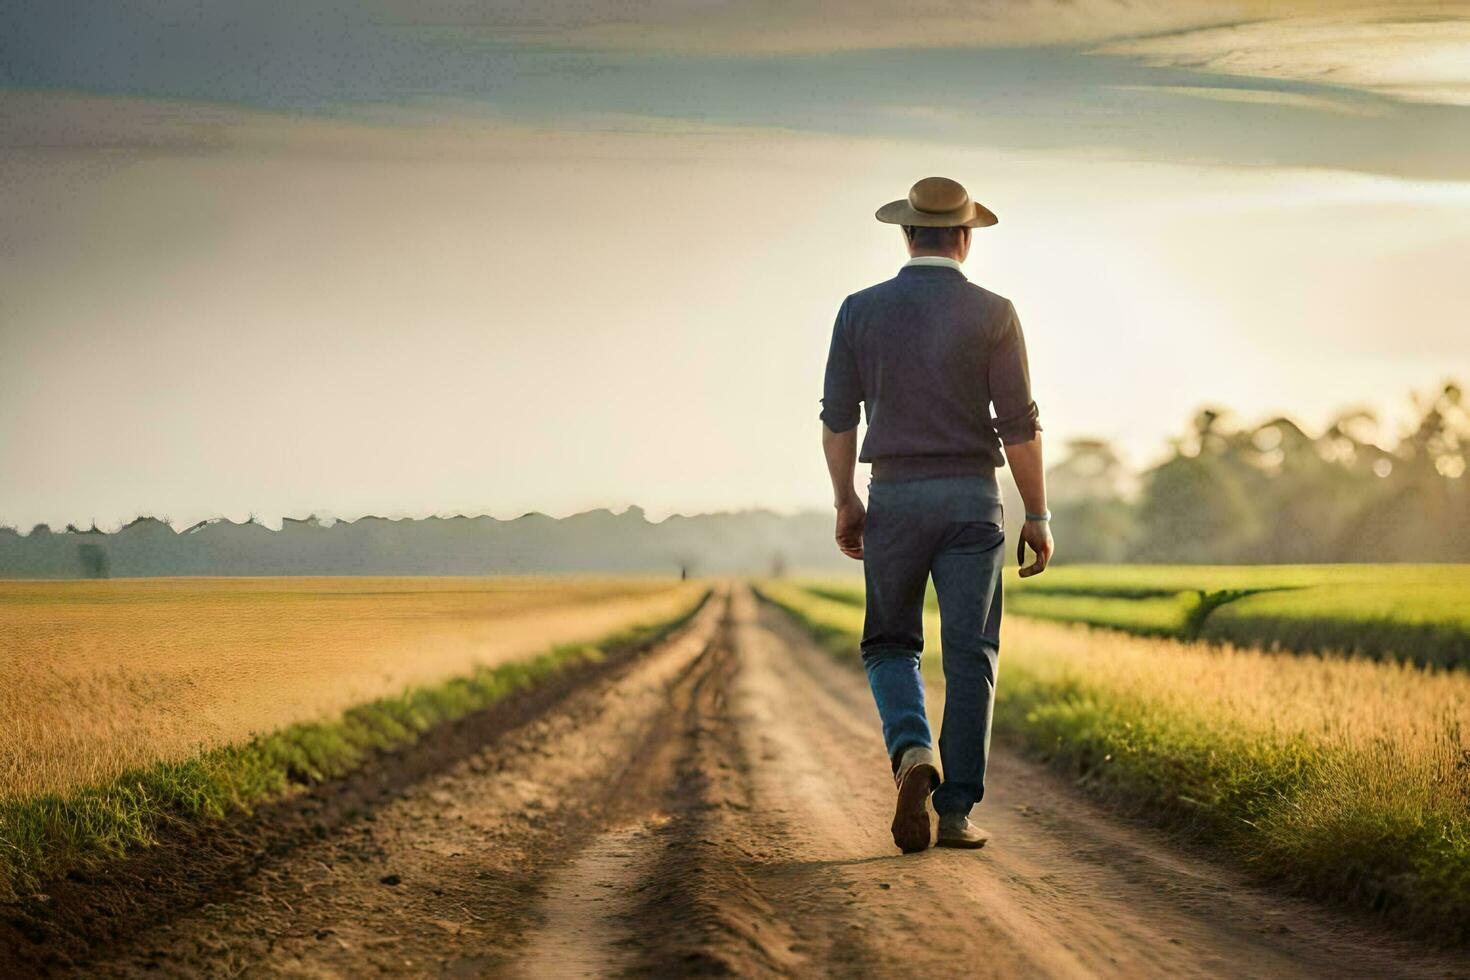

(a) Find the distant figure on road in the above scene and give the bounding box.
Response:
[820,176,1054,853]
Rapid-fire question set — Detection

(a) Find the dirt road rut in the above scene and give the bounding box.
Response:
[67,587,1468,977]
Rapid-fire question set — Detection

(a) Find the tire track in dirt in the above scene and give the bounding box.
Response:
[516,602,804,977]
[511,820,666,978]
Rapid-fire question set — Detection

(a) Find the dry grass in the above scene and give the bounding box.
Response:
[997,617,1470,932]
[759,581,1470,937]
[0,576,703,799]
[1000,614,1470,748]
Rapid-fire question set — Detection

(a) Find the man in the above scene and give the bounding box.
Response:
[819,176,1054,854]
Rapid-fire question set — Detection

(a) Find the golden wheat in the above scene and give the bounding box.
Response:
[1002,615,1470,750]
[0,576,703,799]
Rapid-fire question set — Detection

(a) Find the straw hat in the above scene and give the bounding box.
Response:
[875,176,997,228]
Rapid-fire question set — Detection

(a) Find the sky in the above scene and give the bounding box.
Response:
[2,1,1469,529]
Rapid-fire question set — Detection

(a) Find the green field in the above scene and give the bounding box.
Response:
[756,580,1470,940]
[800,564,1470,668]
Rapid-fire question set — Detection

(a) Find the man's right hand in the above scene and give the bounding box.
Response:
[1017,519,1054,577]
[835,498,866,560]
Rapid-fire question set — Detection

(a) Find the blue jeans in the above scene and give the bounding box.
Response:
[861,475,1005,817]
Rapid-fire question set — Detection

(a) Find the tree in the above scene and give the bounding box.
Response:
[1047,439,1134,563]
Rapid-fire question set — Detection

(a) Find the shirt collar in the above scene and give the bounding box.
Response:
[902,255,964,274]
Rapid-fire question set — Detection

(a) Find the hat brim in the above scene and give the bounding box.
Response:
[875,199,998,227]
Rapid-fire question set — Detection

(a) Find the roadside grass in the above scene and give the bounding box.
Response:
[795,565,1470,668]
[0,591,708,903]
[755,581,1470,941]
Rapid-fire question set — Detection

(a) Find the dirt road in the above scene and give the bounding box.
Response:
[50,586,1468,977]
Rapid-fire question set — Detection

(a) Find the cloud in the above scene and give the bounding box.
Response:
[383,1,1470,109]
[0,91,237,153]
[1112,84,1390,117]
[5,3,1470,180]
[376,0,1246,52]
[1095,9,1470,106]
[376,1,1470,109]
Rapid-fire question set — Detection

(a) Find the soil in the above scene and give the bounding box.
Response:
[6,585,1468,978]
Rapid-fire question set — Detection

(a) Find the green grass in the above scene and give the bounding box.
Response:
[1006,591,1202,635]
[0,591,708,903]
[1201,577,1470,667]
[797,565,1470,668]
[755,582,1470,941]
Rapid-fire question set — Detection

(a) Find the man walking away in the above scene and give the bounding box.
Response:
[819,176,1054,854]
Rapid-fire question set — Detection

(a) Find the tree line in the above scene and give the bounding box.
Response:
[5,380,1464,574]
[1047,380,1468,564]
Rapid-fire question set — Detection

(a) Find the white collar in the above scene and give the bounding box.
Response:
[903,256,964,273]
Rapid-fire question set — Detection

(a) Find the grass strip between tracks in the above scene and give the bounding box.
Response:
[0,590,710,904]
[755,581,1470,943]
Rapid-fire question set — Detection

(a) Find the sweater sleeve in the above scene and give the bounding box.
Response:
[819,297,862,433]
[988,300,1041,445]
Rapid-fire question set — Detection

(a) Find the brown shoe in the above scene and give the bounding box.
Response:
[891,746,939,853]
[935,812,990,849]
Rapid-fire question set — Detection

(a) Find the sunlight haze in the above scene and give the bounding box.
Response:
[2,1,1467,529]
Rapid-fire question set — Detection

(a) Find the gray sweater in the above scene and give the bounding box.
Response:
[819,264,1040,479]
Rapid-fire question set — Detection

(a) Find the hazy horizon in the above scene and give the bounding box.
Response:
[4,1,1468,531]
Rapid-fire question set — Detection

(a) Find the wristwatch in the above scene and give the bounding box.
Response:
[1025,510,1052,522]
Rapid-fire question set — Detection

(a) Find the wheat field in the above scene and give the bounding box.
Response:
[0,576,703,799]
